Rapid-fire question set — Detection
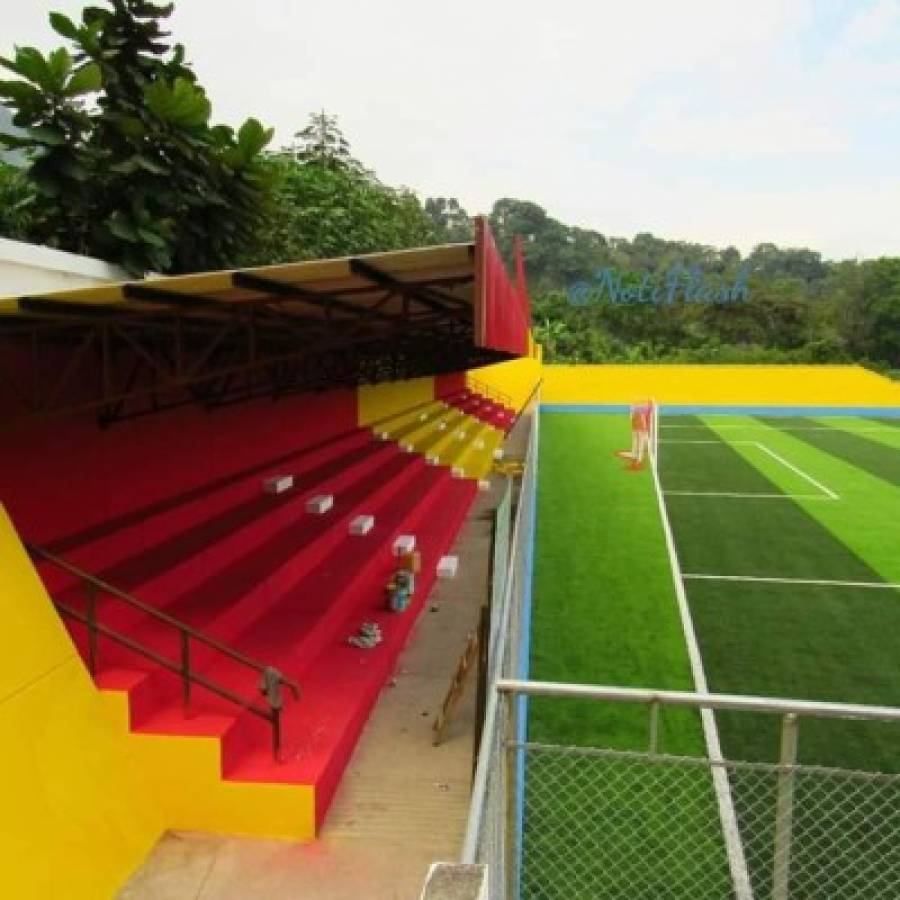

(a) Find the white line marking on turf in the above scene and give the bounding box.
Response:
[752,442,840,500]
[660,424,894,433]
[683,574,900,590]
[664,491,831,500]
[659,439,839,501]
[648,446,754,900]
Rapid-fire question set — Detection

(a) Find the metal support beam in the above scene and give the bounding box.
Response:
[348,258,470,314]
[232,271,397,323]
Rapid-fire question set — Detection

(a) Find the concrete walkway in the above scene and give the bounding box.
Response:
[117,412,530,900]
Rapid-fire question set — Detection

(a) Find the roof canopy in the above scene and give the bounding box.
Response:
[0,218,530,428]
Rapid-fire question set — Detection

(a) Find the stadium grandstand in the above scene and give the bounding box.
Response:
[0,219,540,897]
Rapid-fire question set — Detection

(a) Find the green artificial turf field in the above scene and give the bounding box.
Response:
[525,413,730,899]
[526,410,900,899]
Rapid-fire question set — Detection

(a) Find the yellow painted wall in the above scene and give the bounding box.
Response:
[101,691,314,839]
[468,335,543,410]
[0,506,164,900]
[358,376,434,426]
[542,364,900,406]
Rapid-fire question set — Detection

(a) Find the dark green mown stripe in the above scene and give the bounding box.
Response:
[660,414,779,493]
[658,413,716,442]
[689,579,900,770]
[758,416,900,487]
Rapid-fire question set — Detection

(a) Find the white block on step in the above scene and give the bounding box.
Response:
[437,556,459,578]
[427,455,440,466]
[349,515,375,536]
[493,448,504,460]
[419,413,429,421]
[452,466,466,479]
[305,494,333,514]
[377,430,389,441]
[393,534,416,555]
[456,431,466,440]
[263,475,294,495]
[402,442,415,453]
[478,479,491,491]
[438,422,448,431]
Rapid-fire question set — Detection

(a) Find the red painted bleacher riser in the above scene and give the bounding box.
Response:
[446,390,515,431]
[31,415,481,831]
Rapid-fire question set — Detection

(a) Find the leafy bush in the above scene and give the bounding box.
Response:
[0,1,274,273]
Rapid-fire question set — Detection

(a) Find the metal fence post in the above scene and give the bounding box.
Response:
[773,712,800,900]
[502,690,520,900]
[648,700,660,755]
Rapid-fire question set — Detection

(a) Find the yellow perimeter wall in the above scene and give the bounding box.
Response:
[542,364,900,407]
[0,507,164,900]
[468,335,543,410]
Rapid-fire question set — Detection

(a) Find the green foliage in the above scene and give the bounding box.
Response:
[492,198,900,370]
[0,0,274,273]
[0,161,36,239]
[293,109,360,173]
[244,112,436,264]
[424,196,473,243]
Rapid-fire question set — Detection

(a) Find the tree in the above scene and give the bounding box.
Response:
[424,197,473,242]
[0,161,35,239]
[245,115,436,265]
[855,259,900,367]
[0,1,274,273]
[293,109,360,173]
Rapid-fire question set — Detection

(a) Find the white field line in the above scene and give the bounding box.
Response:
[664,491,830,500]
[660,439,839,501]
[752,442,840,500]
[648,446,754,899]
[683,573,900,590]
[660,424,894,433]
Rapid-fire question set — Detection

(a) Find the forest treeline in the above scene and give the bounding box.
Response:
[1,1,897,372]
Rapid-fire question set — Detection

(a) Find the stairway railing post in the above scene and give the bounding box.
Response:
[84,581,98,676]
[180,630,191,708]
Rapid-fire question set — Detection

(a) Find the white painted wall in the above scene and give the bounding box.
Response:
[0,237,126,297]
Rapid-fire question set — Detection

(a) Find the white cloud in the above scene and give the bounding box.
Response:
[636,106,847,158]
[2,0,898,258]
[843,0,900,46]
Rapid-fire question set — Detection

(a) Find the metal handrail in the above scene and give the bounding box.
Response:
[28,543,300,759]
[495,679,900,723]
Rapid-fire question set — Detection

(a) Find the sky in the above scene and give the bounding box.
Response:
[3,0,899,260]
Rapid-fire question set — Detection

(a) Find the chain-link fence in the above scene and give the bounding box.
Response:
[482,684,900,900]
[455,397,900,899]
[461,395,539,900]
[517,740,900,899]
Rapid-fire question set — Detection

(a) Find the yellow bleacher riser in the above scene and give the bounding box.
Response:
[372,399,511,483]
[447,420,505,481]
[424,413,482,465]
[395,406,464,452]
[372,400,447,440]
